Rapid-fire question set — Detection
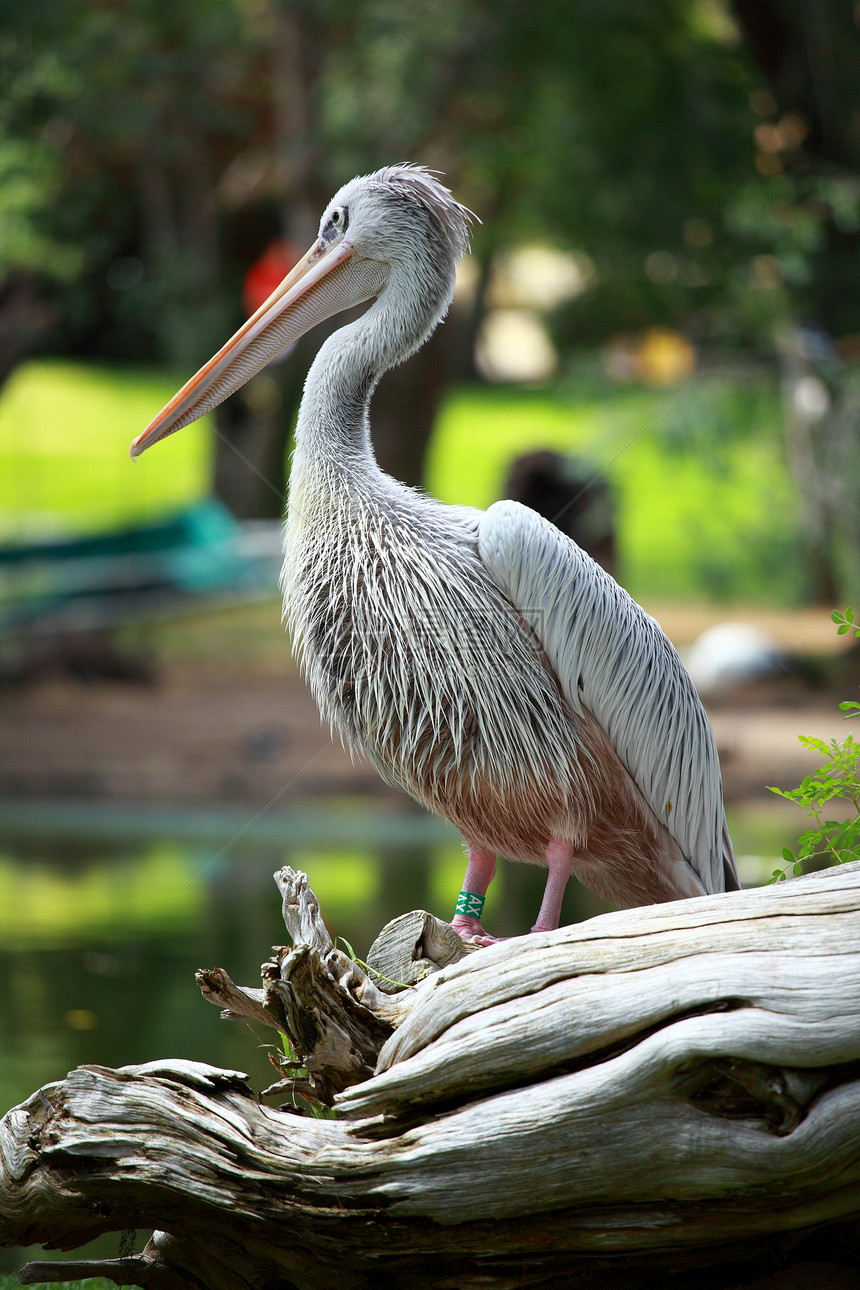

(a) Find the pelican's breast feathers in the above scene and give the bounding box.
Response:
[282,479,590,810]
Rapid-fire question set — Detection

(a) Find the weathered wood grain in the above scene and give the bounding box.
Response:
[365,908,476,989]
[341,863,860,1121]
[1,862,859,1289]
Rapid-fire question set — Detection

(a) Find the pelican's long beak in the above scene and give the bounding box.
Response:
[130,237,384,459]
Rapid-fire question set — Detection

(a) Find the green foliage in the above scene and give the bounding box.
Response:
[0,1281,128,1290]
[833,605,860,640]
[0,141,82,280]
[271,1032,337,1119]
[769,609,860,880]
[4,0,858,371]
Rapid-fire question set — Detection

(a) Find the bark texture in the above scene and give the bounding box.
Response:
[2,862,860,1289]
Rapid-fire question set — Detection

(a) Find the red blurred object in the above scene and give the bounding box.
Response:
[242,241,301,317]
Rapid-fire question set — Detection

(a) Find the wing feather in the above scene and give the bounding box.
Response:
[478,500,738,894]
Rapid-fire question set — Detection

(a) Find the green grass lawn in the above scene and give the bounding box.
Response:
[0,360,210,538]
[0,357,802,604]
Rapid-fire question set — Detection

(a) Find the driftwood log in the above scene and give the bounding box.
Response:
[2,862,860,1289]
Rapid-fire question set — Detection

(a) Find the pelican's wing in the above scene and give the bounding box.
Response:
[478,500,738,894]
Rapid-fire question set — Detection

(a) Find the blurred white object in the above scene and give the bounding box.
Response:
[684,623,790,696]
[475,308,558,382]
[791,374,831,420]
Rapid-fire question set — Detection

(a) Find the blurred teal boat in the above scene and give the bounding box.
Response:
[0,501,282,634]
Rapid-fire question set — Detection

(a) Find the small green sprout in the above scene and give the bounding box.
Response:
[336,935,409,991]
[769,609,860,880]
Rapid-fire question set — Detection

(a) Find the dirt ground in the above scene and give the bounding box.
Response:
[2,601,856,814]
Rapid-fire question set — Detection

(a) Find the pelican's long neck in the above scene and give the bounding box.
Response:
[292,267,452,486]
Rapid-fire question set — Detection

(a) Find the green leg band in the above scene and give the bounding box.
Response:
[455,890,485,919]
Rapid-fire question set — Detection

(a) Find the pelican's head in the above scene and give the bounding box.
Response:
[130,164,473,459]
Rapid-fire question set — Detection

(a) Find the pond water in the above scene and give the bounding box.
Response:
[0,795,798,1274]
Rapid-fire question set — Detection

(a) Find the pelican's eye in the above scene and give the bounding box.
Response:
[324,206,349,241]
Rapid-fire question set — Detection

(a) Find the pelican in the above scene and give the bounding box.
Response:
[132,164,738,943]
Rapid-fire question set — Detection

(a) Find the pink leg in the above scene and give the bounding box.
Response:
[451,845,498,945]
[531,835,574,933]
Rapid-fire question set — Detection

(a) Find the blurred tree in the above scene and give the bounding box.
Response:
[211,0,492,515]
[1,0,858,546]
[731,0,860,334]
[1,0,493,512]
[0,137,78,393]
[728,0,860,601]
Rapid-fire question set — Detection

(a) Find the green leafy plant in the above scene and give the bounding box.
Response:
[769,608,860,880]
[268,1032,337,1120]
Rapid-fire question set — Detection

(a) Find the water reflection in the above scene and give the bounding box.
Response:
[0,796,797,1273]
[0,799,611,1117]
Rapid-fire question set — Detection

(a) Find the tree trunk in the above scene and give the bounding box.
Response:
[2,862,860,1290]
[779,326,860,604]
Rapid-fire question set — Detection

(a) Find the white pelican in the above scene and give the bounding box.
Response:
[132,165,738,943]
